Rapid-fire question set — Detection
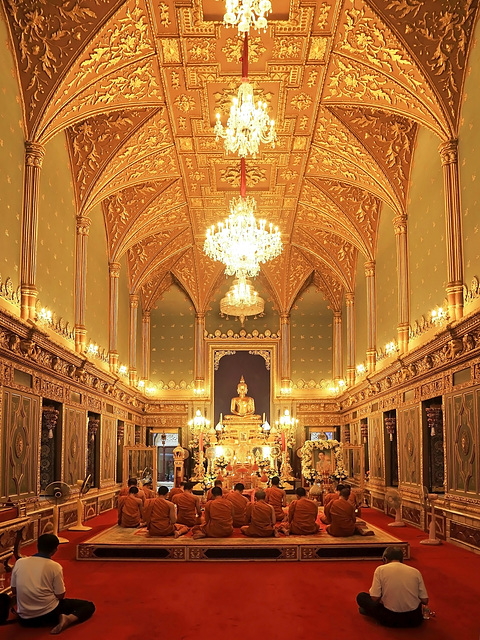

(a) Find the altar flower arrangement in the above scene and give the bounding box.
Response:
[214,455,228,471]
[200,472,217,491]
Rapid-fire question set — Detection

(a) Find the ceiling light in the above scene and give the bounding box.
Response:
[223,0,271,33]
[220,275,264,325]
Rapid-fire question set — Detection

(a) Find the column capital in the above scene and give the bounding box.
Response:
[364,260,376,277]
[333,310,342,319]
[439,138,458,166]
[345,291,355,306]
[280,313,290,323]
[109,262,121,278]
[129,293,140,308]
[393,214,408,235]
[195,312,206,320]
[25,141,45,167]
[76,216,91,236]
[142,310,151,321]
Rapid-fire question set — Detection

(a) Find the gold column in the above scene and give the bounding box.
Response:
[108,261,120,373]
[280,313,291,390]
[394,214,410,354]
[74,216,91,354]
[440,139,464,321]
[142,310,151,381]
[194,312,206,391]
[345,292,355,386]
[333,310,343,382]
[20,141,45,320]
[129,294,139,386]
[365,260,376,373]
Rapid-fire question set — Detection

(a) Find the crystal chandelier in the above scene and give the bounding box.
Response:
[215,34,276,158]
[224,0,272,33]
[204,189,282,278]
[220,276,264,325]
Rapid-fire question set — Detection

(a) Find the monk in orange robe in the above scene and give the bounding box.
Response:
[241,490,276,537]
[225,482,249,527]
[265,476,287,522]
[144,486,189,537]
[320,483,345,524]
[168,483,184,501]
[192,487,234,539]
[281,487,319,535]
[206,479,224,502]
[172,481,202,527]
[324,487,373,536]
[119,478,146,503]
[118,486,144,528]
[141,480,156,500]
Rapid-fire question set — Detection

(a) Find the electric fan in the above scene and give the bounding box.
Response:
[385,488,406,527]
[68,474,92,531]
[44,481,71,543]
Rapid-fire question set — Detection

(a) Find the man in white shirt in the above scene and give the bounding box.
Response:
[11,533,95,634]
[356,546,429,627]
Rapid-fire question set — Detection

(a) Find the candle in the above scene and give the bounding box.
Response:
[281,432,286,451]
[199,432,203,452]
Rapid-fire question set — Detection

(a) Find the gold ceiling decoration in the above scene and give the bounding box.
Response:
[3,0,478,314]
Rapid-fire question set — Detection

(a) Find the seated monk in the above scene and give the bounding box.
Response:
[228,376,260,418]
[206,479,224,502]
[118,486,144,528]
[144,486,189,538]
[168,482,184,501]
[265,476,287,522]
[281,487,319,536]
[325,487,373,537]
[241,490,276,538]
[172,481,202,527]
[141,479,156,500]
[192,487,234,539]
[119,478,146,503]
[225,482,249,527]
[320,483,345,524]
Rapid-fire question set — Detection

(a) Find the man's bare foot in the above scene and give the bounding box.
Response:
[51,614,78,635]
[273,528,280,537]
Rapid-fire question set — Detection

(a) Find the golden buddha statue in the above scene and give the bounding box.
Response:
[229,376,260,418]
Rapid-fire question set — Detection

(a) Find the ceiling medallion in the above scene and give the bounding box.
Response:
[204,160,282,277]
[215,34,276,158]
[224,0,271,33]
[220,276,265,326]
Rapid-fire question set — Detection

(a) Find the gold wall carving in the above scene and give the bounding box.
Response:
[63,406,87,487]
[100,416,117,487]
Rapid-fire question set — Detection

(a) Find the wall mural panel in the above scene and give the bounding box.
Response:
[398,405,421,488]
[100,416,117,487]
[63,406,86,487]
[446,389,478,496]
[1,389,40,501]
[368,413,384,481]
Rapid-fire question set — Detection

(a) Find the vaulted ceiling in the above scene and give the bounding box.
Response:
[3,0,478,315]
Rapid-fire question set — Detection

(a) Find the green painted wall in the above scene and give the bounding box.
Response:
[459,16,480,291]
[117,253,130,369]
[355,257,367,367]
[408,127,446,322]
[376,204,398,350]
[342,294,347,378]
[0,14,24,289]
[205,276,278,336]
[136,307,143,378]
[85,204,109,351]
[37,132,75,325]
[290,284,332,388]
[150,284,194,389]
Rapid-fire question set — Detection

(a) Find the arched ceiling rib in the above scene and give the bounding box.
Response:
[3,0,478,317]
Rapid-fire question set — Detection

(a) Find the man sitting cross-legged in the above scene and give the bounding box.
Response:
[11,533,95,635]
[144,486,189,538]
[171,481,202,527]
[324,486,373,537]
[279,487,319,536]
[119,477,146,503]
[265,476,287,522]
[118,485,144,528]
[192,487,234,539]
[206,479,224,502]
[241,489,277,537]
[225,482,249,528]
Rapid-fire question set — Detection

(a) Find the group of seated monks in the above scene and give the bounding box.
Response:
[117,476,373,539]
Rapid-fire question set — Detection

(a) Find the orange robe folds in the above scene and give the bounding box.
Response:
[141,486,156,500]
[323,492,338,509]
[243,501,275,537]
[288,497,319,535]
[225,491,249,527]
[265,486,286,521]
[144,498,174,536]
[118,494,143,528]
[201,499,234,538]
[172,492,201,527]
[168,487,183,501]
[119,486,146,503]
[324,498,356,537]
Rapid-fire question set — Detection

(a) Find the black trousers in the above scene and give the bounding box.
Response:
[356,592,423,628]
[19,598,95,628]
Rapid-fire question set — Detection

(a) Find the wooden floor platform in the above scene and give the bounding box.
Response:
[77,524,409,562]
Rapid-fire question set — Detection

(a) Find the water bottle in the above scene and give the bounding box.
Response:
[422,605,430,620]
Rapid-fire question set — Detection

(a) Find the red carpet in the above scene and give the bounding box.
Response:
[3,508,479,640]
